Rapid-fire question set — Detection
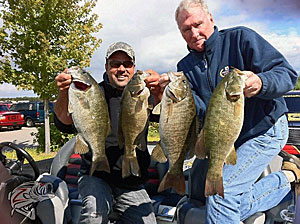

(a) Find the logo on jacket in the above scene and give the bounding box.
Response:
[219,66,232,77]
[8,181,54,220]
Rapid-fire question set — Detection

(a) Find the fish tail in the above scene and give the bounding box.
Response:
[122,156,141,178]
[195,129,208,159]
[89,156,110,175]
[151,141,167,163]
[205,177,224,198]
[158,172,185,195]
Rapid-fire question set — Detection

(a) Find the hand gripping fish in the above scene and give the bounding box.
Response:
[68,67,111,175]
[152,71,198,195]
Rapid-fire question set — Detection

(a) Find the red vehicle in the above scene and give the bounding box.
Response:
[0,104,24,130]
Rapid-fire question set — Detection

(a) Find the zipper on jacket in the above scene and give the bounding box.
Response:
[204,55,214,93]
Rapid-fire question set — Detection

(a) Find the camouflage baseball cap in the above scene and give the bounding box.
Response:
[105,42,135,62]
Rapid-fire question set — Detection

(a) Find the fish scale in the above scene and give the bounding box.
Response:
[152,71,197,195]
[195,68,246,198]
[68,66,111,176]
[118,70,151,179]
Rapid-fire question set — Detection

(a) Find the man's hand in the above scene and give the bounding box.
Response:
[55,69,72,91]
[145,69,162,104]
[158,73,171,91]
[243,71,262,98]
[54,68,73,125]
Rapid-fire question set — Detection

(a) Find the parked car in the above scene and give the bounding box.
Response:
[0,102,13,109]
[283,91,300,147]
[0,104,24,130]
[9,101,54,127]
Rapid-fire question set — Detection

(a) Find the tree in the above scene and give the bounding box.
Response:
[0,0,102,153]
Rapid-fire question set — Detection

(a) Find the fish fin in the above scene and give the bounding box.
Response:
[118,129,124,149]
[68,101,73,114]
[158,172,186,195]
[89,156,110,175]
[185,116,198,159]
[134,139,146,151]
[118,113,125,149]
[151,141,168,163]
[194,129,208,159]
[234,101,243,117]
[185,147,195,160]
[166,102,173,119]
[106,115,112,137]
[205,177,224,198]
[225,147,237,165]
[133,123,148,151]
[79,95,90,110]
[107,123,112,137]
[152,103,161,115]
[148,103,153,110]
[122,155,141,178]
[74,135,89,154]
[135,99,144,112]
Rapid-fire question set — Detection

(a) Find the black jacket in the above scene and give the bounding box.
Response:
[54,73,157,188]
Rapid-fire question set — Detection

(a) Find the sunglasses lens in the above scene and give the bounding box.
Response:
[123,61,134,68]
[109,61,134,68]
[110,61,122,68]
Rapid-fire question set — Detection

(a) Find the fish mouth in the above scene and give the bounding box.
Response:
[72,81,91,92]
[136,89,143,95]
[167,88,181,102]
[226,93,240,101]
[130,87,145,97]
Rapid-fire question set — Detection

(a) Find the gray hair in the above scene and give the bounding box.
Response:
[175,0,210,24]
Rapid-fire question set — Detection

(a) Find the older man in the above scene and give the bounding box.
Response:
[158,0,299,223]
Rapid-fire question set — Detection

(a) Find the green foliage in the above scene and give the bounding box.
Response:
[4,148,57,162]
[295,78,300,90]
[32,123,76,153]
[0,0,102,99]
[31,113,76,153]
[33,121,159,153]
[148,122,160,142]
[0,96,40,102]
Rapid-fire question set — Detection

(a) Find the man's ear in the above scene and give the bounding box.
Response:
[209,13,214,24]
[105,62,108,71]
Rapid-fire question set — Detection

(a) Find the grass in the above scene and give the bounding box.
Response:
[3,122,160,162]
[3,135,159,163]
[148,122,160,143]
[4,148,57,163]
[147,135,160,142]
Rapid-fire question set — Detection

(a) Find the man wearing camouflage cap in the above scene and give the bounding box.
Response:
[54,41,160,223]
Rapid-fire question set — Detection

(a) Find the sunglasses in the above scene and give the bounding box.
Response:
[109,60,134,69]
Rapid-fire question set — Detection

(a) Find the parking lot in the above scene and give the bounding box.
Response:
[0,127,38,148]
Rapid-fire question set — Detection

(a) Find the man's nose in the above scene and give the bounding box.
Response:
[117,64,126,71]
[191,26,199,38]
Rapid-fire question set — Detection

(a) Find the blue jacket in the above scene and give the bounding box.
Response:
[177,26,298,147]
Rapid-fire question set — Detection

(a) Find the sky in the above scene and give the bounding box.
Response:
[0,0,299,98]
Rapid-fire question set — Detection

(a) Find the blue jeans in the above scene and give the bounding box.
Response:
[78,175,156,224]
[206,115,291,224]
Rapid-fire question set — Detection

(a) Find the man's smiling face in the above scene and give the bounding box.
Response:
[105,51,135,90]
